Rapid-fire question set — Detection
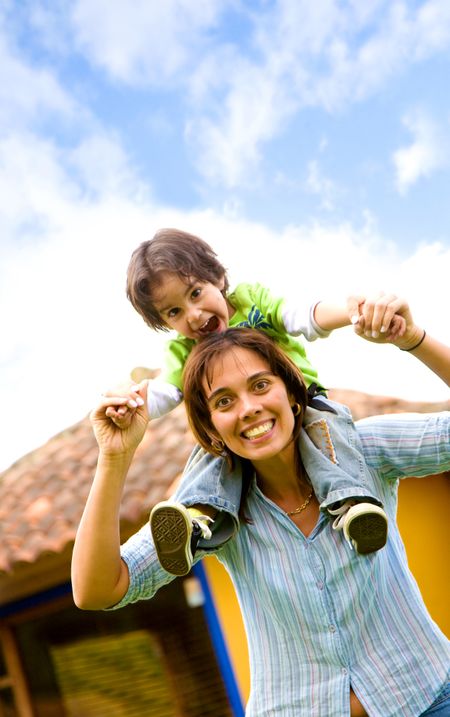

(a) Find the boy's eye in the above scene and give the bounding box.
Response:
[191,287,201,299]
[167,307,180,319]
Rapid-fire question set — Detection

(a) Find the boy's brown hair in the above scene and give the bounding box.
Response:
[126,228,229,330]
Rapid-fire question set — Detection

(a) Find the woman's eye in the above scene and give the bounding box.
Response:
[254,380,269,392]
[216,396,232,409]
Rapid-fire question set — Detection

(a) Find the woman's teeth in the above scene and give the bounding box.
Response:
[243,421,273,439]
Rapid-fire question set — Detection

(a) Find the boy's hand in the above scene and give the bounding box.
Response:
[103,379,148,426]
[348,293,407,342]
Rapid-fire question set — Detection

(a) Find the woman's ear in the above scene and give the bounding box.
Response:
[208,432,225,453]
[288,392,302,417]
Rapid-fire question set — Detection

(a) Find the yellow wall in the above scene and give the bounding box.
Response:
[202,556,250,703]
[203,473,449,705]
[397,473,449,631]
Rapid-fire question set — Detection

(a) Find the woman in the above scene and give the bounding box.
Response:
[72,305,450,717]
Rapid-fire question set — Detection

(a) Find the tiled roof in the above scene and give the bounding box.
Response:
[328,388,450,421]
[0,390,448,575]
[0,404,195,574]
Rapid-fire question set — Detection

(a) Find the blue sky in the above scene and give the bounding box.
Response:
[1,0,449,470]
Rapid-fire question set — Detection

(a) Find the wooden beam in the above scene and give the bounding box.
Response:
[0,626,34,717]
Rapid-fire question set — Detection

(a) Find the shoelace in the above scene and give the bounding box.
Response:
[327,500,356,531]
[192,515,214,541]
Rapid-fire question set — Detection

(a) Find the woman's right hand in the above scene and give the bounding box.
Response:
[90,382,149,457]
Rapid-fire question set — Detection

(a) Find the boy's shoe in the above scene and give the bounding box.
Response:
[329,501,388,554]
[149,501,213,576]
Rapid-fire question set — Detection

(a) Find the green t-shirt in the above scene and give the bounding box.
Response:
[162,282,322,391]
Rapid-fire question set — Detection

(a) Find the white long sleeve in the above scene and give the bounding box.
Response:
[146,379,183,419]
[281,300,331,341]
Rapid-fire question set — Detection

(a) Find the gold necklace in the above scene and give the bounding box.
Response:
[285,488,313,516]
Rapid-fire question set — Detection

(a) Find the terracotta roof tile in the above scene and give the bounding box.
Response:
[0,389,448,575]
[0,403,195,574]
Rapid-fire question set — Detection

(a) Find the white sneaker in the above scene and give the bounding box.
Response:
[329,501,388,554]
[149,501,213,576]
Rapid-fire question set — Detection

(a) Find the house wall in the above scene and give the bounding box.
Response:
[203,473,450,705]
[0,577,235,717]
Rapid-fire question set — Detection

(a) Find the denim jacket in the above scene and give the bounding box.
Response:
[174,396,382,548]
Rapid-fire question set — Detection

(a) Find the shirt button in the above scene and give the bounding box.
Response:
[329,625,336,633]
[342,668,348,675]
[317,581,324,590]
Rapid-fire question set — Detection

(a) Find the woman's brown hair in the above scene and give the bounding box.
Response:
[183,328,309,520]
[126,228,229,330]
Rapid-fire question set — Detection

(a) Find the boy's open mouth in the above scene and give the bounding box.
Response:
[199,315,220,335]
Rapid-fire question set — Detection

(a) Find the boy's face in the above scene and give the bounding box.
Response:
[152,272,232,340]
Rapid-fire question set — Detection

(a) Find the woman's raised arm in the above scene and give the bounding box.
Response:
[71,387,149,610]
[355,297,450,387]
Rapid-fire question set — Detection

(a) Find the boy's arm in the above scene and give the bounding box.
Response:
[147,379,183,418]
[105,378,182,424]
[312,301,353,331]
[145,336,191,416]
[109,337,188,425]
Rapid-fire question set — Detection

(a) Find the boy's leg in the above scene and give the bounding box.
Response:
[328,502,388,555]
[300,397,388,554]
[150,502,214,576]
[150,446,242,575]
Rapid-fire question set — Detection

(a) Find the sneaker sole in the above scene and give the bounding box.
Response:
[346,512,388,554]
[150,504,193,576]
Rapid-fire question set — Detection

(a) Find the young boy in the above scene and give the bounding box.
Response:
[121,228,396,576]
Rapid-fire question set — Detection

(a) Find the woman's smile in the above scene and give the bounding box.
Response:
[241,419,275,440]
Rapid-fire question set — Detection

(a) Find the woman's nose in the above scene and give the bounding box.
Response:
[238,395,262,419]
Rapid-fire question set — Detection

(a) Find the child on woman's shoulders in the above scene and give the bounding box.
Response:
[107,228,405,576]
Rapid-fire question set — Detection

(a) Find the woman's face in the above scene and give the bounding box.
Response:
[202,346,296,464]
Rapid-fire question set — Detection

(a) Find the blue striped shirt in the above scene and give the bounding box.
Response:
[116,412,450,716]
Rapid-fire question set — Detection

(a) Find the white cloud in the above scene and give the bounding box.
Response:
[414,0,450,58]
[15,0,450,190]
[0,31,76,129]
[1,164,449,472]
[68,134,152,200]
[184,0,450,186]
[305,160,336,211]
[186,56,299,187]
[0,128,153,252]
[393,110,449,194]
[0,1,449,475]
[27,1,73,56]
[0,133,80,241]
[305,1,450,108]
[71,0,227,85]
